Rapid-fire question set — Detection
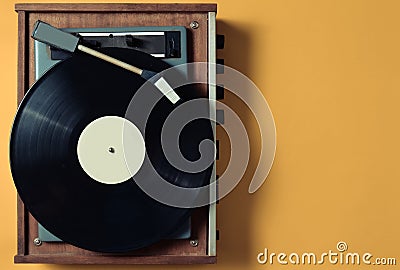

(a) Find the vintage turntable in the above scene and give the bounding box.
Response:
[12,3,223,264]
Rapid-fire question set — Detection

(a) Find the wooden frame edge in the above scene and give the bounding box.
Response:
[14,255,217,264]
[15,3,217,13]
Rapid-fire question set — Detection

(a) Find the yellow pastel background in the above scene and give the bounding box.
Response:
[1,0,400,269]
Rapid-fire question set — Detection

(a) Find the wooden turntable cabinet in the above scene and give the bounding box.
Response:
[14,3,219,264]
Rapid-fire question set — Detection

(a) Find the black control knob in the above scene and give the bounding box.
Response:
[216,34,225,49]
[216,84,224,100]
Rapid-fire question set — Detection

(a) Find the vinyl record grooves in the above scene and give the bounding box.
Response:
[10,48,213,252]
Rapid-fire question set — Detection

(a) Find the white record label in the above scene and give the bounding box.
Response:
[77,116,145,184]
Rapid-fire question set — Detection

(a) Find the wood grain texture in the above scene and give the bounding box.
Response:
[15,3,217,12]
[17,11,27,105]
[14,254,217,264]
[15,3,215,264]
[16,196,27,256]
[16,10,28,257]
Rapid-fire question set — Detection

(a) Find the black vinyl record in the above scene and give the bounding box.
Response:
[10,48,213,252]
